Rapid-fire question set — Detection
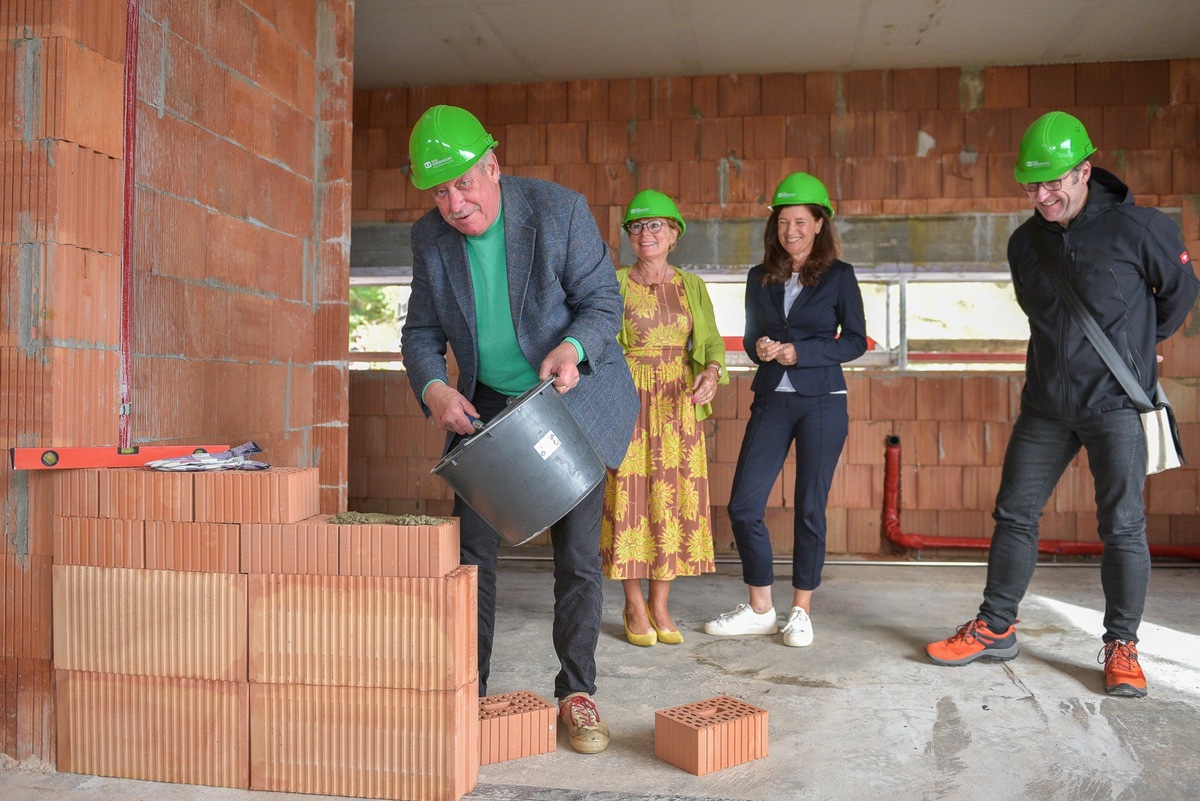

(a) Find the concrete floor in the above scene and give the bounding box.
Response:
[4,559,1200,801]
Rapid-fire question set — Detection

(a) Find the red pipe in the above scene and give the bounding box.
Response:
[118,0,140,450]
[882,435,1200,560]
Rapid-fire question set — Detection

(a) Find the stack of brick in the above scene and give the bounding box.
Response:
[51,466,479,801]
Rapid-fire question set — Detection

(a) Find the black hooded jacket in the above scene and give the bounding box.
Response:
[1008,167,1198,421]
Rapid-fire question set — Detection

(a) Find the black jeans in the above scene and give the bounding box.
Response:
[979,408,1149,643]
[455,383,605,700]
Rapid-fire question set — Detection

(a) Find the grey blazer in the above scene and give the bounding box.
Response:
[401,175,637,469]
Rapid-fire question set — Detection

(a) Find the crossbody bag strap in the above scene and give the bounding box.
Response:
[1028,230,1155,412]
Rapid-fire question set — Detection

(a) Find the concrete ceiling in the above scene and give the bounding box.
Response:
[353,0,1200,90]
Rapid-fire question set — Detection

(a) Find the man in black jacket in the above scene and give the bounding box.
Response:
[926,111,1199,698]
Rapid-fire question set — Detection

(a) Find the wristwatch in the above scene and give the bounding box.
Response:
[707,361,723,379]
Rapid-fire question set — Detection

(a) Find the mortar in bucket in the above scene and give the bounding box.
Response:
[431,376,607,546]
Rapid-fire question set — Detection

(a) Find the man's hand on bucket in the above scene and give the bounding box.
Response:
[541,343,581,394]
[426,383,482,435]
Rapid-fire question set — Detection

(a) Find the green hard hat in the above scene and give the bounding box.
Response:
[1014,111,1096,184]
[408,105,497,190]
[770,172,834,217]
[623,189,686,236]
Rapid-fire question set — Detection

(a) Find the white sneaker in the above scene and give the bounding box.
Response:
[781,606,813,647]
[704,604,778,636]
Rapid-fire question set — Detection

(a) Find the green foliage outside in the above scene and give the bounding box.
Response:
[349,285,408,352]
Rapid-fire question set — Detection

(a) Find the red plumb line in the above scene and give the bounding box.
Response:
[119,0,140,450]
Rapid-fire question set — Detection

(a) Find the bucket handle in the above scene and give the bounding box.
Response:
[462,376,556,440]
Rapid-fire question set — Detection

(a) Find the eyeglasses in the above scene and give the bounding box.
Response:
[1019,163,1083,194]
[626,220,666,234]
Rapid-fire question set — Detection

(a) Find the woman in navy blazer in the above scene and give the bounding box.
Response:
[705,173,867,647]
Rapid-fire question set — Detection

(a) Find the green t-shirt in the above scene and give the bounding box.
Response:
[465,207,540,395]
[420,202,586,405]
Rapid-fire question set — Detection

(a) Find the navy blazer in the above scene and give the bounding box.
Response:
[401,175,638,468]
[742,259,868,396]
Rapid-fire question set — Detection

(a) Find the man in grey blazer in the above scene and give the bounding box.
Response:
[401,105,637,754]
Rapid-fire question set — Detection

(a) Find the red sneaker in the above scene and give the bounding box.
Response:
[1100,640,1148,698]
[926,619,1019,666]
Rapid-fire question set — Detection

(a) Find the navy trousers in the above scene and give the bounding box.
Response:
[727,391,848,590]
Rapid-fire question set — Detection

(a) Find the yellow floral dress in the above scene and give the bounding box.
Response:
[601,272,716,581]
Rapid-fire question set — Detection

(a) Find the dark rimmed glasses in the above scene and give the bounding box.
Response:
[1019,162,1084,194]
[626,220,666,234]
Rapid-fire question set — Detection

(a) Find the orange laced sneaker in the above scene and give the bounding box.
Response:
[558,692,610,754]
[926,619,1019,666]
[1100,640,1147,698]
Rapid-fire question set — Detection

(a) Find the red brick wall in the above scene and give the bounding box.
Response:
[347,370,1200,556]
[352,62,1200,260]
[348,59,1200,553]
[1,0,353,764]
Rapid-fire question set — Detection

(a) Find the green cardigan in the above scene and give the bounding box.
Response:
[615,265,728,421]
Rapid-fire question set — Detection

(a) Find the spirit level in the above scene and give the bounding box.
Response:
[9,445,230,470]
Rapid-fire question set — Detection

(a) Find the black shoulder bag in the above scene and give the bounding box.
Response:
[1030,232,1184,474]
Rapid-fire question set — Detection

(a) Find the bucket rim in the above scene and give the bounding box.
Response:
[431,376,561,473]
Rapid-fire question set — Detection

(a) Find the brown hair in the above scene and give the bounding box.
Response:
[760,204,842,286]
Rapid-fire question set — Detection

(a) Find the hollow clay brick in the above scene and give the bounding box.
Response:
[892,68,941,112]
[53,516,145,568]
[55,669,249,789]
[915,465,965,511]
[717,74,761,118]
[545,121,587,166]
[526,81,568,123]
[98,468,194,522]
[1076,62,1127,107]
[250,681,478,801]
[982,65,1029,109]
[649,76,693,120]
[193,466,320,524]
[691,75,719,118]
[52,565,248,682]
[338,517,459,577]
[567,79,608,123]
[655,695,768,776]
[0,656,56,762]
[1029,64,1076,108]
[145,519,240,573]
[486,83,527,126]
[608,77,651,121]
[43,245,121,347]
[247,566,477,691]
[847,507,887,552]
[1,555,52,660]
[761,72,805,116]
[478,690,556,765]
[937,421,986,467]
[843,69,891,112]
[240,516,340,575]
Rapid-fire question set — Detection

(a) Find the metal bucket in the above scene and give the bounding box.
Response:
[431,377,606,546]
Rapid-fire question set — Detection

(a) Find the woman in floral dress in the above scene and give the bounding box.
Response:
[602,190,727,646]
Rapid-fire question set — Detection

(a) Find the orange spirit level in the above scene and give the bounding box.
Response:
[9,445,230,470]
